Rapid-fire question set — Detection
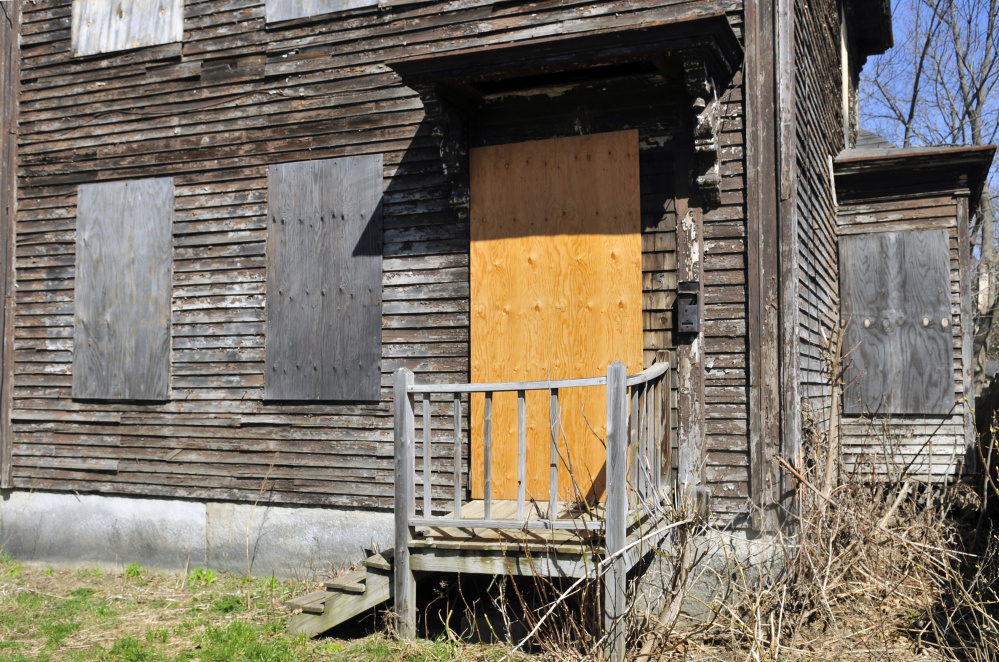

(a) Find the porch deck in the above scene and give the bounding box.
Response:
[409,495,675,579]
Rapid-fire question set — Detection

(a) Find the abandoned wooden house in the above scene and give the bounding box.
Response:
[0,0,995,654]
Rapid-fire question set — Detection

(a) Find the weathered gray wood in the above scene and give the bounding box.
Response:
[289,567,392,637]
[265,155,383,402]
[604,361,628,662]
[483,392,492,521]
[405,364,668,394]
[71,0,183,57]
[516,389,526,521]
[549,388,559,519]
[453,393,462,519]
[841,230,954,415]
[0,0,20,488]
[897,230,954,413]
[265,0,377,24]
[410,546,595,579]
[73,178,173,401]
[409,517,603,531]
[422,393,431,518]
[629,385,640,506]
[956,195,975,460]
[392,368,416,640]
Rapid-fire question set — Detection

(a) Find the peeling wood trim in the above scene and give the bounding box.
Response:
[0,0,20,489]
[745,0,782,532]
[776,0,801,520]
[956,193,975,465]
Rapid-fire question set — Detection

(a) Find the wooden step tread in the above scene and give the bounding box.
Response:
[325,567,367,593]
[363,550,393,572]
[285,590,327,614]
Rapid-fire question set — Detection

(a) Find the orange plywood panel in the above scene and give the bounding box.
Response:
[469,130,643,502]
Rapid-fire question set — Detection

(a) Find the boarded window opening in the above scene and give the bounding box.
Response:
[71,0,184,57]
[72,178,174,401]
[265,155,384,402]
[264,0,377,24]
[840,229,955,415]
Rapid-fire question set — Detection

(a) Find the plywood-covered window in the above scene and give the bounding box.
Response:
[265,155,383,401]
[840,229,955,415]
[73,178,174,401]
[71,0,184,57]
[264,0,377,23]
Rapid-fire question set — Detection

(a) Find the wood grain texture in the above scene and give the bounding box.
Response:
[469,131,642,502]
[265,154,383,402]
[72,178,173,400]
[840,230,954,415]
[265,0,378,24]
[0,0,21,487]
[71,0,183,57]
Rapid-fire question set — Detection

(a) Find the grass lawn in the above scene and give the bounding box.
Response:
[0,554,513,662]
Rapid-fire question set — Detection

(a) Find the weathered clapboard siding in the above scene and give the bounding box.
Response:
[836,194,970,480]
[9,0,749,511]
[793,0,843,434]
[702,66,752,520]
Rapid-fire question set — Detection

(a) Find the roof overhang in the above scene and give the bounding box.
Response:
[386,11,742,92]
[835,144,997,206]
[846,0,893,57]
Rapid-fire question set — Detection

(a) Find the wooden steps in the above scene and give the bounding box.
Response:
[286,549,394,638]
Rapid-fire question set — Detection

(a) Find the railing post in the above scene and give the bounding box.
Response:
[393,368,416,639]
[604,361,628,662]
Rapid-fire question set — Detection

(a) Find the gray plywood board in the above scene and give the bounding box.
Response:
[841,230,954,415]
[72,0,183,57]
[265,0,378,23]
[73,178,174,401]
[265,155,383,401]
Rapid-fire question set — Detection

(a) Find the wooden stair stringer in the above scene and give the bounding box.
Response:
[287,552,394,638]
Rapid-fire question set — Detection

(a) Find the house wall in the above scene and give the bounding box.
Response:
[793,0,846,443]
[5,0,755,540]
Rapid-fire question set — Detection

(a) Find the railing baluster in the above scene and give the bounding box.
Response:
[423,393,431,518]
[604,361,628,662]
[517,389,527,521]
[453,393,462,520]
[483,392,493,521]
[654,376,663,490]
[549,388,559,520]
[638,384,647,498]
[629,384,640,508]
[646,380,654,498]
[393,368,416,638]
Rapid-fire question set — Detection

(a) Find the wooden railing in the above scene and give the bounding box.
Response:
[392,358,672,645]
[393,359,671,532]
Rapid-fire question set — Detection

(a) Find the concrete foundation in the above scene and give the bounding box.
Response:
[0,490,393,579]
[635,528,788,624]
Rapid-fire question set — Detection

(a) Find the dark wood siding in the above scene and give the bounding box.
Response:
[72,178,174,401]
[9,0,749,511]
[265,155,383,402]
[793,0,843,432]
